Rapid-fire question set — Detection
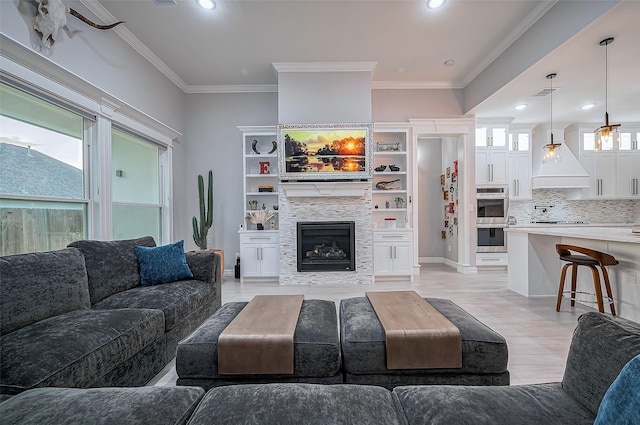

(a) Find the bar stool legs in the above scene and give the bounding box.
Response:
[555,244,618,316]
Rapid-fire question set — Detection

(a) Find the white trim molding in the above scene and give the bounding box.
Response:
[273,62,377,73]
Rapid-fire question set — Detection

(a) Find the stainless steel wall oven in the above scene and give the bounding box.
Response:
[476,224,507,253]
[476,187,508,224]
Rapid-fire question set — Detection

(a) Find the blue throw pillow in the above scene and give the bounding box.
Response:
[134,240,193,287]
[594,354,640,425]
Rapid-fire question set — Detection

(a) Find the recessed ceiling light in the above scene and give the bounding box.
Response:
[427,0,446,9]
[197,0,216,10]
[581,103,596,110]
[443,59,455,67]
[514,104,527,111]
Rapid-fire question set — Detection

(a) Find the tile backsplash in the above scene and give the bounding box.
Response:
[509,189,640,224]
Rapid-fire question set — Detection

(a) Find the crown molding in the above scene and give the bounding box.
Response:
[79,0,188,92]
[372,80,463,90]
[184,84,278,94]
[272,62,377,73]
[460,0,558,87]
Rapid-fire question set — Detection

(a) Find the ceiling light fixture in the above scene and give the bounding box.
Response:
[514,104,527,111]
[197,0,216,10]
[443,59,455,67]
[581,103,596,110]
[427,0,446,9]
[542,73,562,164]
[594,37,620,152]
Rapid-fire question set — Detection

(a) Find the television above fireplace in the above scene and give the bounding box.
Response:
[277,123,373,181]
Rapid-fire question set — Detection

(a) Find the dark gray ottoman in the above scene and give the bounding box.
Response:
[177,299,342,389]
[340,297,509,389]
[187,383,404,425]
[0,386,205,425]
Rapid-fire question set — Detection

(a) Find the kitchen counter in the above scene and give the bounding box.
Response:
[506,225,640,322]
[507,226,640,244]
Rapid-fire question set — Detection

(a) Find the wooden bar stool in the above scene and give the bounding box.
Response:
[555,244,617,315]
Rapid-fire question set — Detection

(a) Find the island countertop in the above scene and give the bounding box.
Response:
[506,226,640,244]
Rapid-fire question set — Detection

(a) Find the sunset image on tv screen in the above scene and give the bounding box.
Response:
[283,129,367,174]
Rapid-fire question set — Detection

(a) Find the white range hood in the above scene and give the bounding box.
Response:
[531,143,590,189]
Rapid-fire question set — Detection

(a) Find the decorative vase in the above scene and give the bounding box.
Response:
[256,223,264,230]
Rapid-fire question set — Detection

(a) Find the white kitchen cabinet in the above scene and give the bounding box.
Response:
[615,152,640,198]
[581,153,617,198]
[476,150,508,185]
[507,152,531,199]
[239,231,279,282]
[476,126,507,148]
[373,229,413,280]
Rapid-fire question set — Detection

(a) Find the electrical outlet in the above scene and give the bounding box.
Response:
[448,245,452,252]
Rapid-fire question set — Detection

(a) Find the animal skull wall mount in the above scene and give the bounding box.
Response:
[33,0,124,49]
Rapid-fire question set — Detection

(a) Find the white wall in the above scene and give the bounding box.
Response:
[372,89,463,122]
[278,71,371,123]
[417,138,445,259]
[183,93,278,264]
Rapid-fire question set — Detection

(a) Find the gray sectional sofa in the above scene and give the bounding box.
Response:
[1,312,639,425]
[0,237,221,396]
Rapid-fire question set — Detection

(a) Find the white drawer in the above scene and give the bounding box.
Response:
[239,231,279,244]
[476,252,508,266]
[373,229,412,243]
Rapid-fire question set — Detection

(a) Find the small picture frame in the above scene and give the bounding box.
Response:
[446,167,451,178]
[377,142,400,152]
[441,231,447,239]
[440,174,445,185]
[443,191,449,200]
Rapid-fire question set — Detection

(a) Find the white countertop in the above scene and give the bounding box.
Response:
[506,226,640,244]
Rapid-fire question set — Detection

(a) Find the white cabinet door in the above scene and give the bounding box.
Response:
[240,245,261,279]
[477,151,508,185]
[259,245,280,276]
[393,243,413,275]
[508,153,531,199]
[373,244,394,275]
[616,153,640,198]
[581,153,616,198]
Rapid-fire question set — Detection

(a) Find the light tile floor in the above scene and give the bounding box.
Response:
[149,263,594,387]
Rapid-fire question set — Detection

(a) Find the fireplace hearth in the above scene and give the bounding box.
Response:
[297,221,355,272]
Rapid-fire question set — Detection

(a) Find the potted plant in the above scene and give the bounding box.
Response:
[394,197,405,208]
[192,170,213,250]
[248,200,258,210]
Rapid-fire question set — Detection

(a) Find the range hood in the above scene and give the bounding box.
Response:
[531,144,590,189]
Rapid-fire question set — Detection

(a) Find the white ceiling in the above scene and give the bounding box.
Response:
[90,0,640,126]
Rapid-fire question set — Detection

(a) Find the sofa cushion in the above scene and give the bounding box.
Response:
[562,312,640,415]
[135,240,193,287]
[176,300,341,379]
[0,386,204,425]
[92,280,216,332]
[188,383,403,425]
[0,248,90,336]
[68,236,156,304]
[594,354,640,425]
[0,309,164,394]
[340,297,508,375]
[393,383,595,425]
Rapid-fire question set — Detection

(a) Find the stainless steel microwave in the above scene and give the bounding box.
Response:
[476,187,508,224]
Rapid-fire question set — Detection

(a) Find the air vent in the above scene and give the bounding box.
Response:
[532,87,558,97]
[153,0,177,5]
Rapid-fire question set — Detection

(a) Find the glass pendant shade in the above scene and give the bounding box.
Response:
[542,73,562,164]
[594,37,620,151]
[542,134,562,164]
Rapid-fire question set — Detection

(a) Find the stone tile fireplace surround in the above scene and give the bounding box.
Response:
[278,182,373,284]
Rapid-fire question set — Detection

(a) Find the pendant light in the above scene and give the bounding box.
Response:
[594,37,620,151]
[542,73,562,164]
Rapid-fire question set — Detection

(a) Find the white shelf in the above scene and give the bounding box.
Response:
[374,151,407,155]
[246,192,277,196]
[246,174,278,178]
[374,171,407,176]
[372,189,406,194]
[245,154,277,159]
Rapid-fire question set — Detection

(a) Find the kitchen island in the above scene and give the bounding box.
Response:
[506,225,640,322]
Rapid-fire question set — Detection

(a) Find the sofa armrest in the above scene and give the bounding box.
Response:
[185,251,220,285]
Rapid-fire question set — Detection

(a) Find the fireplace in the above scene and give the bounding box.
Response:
[297,221,355,272]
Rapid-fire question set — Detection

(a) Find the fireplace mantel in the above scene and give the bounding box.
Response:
[281,181,371,198]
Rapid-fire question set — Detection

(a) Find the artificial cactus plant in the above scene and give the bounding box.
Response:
[192,170,213,250]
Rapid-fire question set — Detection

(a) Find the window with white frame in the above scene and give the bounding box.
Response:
[111,128,164,242]
[0,81,93,255]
